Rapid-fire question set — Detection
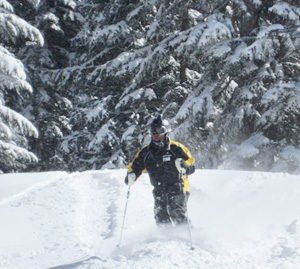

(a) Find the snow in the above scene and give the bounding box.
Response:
[90,21,130,47]
[43,12,60,24]
[198,20,232,47]
[0,46,27,82]
[0,14,44,46]
[210,43,232,58]
[59,0,76,10]
[134,37,147,47]
[0,72,32,93]
[27,0,41,8]
[250,0,262,7]
[188,9,203,22]
[89,49,145,83]
[269,3,300,23]
[88,120,117,150]
[236,133,270,159]
[0,105,38,137]
[0,0,13,12]
[0,172,67,201]
[0,140,38,168]
[279,146,300,171]
[84,98,109,122]
[116,88,157,109]
[174,87,218,121]
[0,121,11,139]
[127,5,143,21]
[1,169,300,268]
[121,125,136,143]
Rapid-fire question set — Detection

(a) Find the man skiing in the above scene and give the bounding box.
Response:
[125,115,195,226]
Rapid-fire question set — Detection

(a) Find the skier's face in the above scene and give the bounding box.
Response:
[151,127,166,142]
[152,133,165,142]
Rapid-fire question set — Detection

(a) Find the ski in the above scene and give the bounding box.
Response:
[46,255,105,269]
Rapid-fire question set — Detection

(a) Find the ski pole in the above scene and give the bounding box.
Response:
[117,186,131,248]
[184,191,194,250]
[180,169,194,250]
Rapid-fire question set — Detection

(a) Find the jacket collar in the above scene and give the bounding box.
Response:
[150,136,170,151]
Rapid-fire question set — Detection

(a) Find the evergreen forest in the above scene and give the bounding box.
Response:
[1,0,299,174]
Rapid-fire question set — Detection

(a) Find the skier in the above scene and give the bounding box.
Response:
[125,115,195,226]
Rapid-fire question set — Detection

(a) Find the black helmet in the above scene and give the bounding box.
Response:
[150,115,170,136]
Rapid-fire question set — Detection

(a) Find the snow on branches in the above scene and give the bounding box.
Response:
[24,0,300,173]
[0,13,44,45]
[0,0,13,12]
[0,0,43,172]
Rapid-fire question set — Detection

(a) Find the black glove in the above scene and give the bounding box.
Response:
[124,173,136,186]
[186,164,195,175]
[175,159,195,175]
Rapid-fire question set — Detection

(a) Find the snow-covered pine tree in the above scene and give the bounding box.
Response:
[20,0,300,174]
[0,0,43,172]
[15,0,83,170]
[175,0,300,173]
[48,0,208,170]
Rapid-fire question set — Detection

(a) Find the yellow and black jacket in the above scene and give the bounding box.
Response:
[128,139,195,193]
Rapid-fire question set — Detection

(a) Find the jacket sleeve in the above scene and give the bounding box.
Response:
[180,144,195,166]
[127,147,147,179]
[181,145,196,175]
[172,141,196,175]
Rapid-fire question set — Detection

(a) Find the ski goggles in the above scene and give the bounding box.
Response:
[151,126,168,136]
[151,126,168,141]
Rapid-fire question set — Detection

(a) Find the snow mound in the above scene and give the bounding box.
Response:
[0,169,300,268]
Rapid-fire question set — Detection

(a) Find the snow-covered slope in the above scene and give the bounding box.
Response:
[1,170,300,269]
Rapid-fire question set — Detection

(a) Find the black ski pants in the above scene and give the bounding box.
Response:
[152,183,188,226]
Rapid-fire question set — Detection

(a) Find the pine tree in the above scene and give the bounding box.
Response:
[176,0,300,172]
[52,0,207,170]
[16,0,83,170]
[21,0,300,174]
[0,0,43,172]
